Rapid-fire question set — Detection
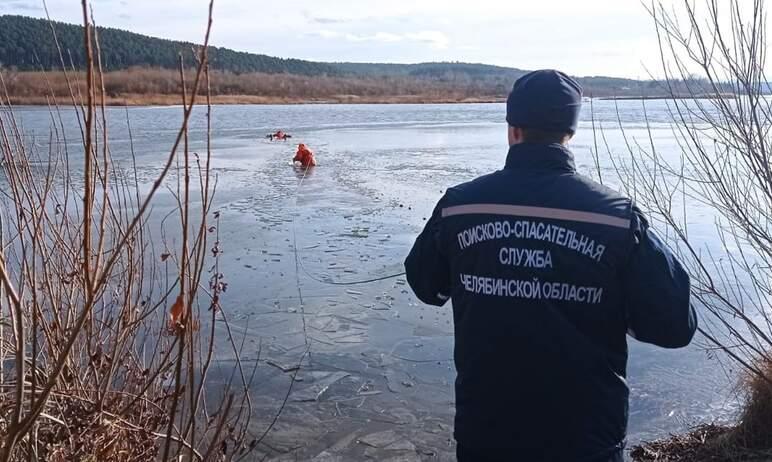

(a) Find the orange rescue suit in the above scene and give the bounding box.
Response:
[293,144,317,167]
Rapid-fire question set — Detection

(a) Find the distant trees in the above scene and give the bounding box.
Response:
[0,14,722,100]
[0,67,509,103]
[0,15,339,76]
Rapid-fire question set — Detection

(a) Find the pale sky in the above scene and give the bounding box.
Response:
[2,0,664,79]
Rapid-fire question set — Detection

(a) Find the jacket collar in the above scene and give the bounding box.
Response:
[504,142,576,173]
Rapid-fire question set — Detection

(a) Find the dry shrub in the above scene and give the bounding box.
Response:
[19,393,163,461]
[630,365,772,462]
[630,424,733,462]
[733,360,772,450]
[609,0,772,459]
[0,67,503,102]
[631,368,772,462]
[0,2,255,460]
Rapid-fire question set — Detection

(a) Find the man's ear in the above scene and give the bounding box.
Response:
[508,126,521,146]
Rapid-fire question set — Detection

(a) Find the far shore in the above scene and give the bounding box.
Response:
[598,93,737,101]
[5,93,741,107]
[6,94,506,107]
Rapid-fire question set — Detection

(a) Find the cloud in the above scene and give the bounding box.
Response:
[309,16,349,25]
[404,31,449,49]
[301,10,354,25]
[314,30,343,39]
[4,1,43,12]
[309,29,449,49]
[344,32,403,43]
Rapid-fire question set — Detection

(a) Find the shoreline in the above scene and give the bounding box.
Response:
[6,94,734,107]
[5,94,506,107]
[6,93,739,107]
[598,93,737,101]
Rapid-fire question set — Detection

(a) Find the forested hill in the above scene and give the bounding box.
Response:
[0,15,340,75]
[0,14,669,101]
[1,14,524,78]
[0,15,645,91]
[333,62,526,79]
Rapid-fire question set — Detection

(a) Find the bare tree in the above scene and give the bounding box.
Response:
[599,0,772,455]
[0,1,256,460]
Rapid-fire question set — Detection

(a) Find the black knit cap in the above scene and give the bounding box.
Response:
[506,69,583,134]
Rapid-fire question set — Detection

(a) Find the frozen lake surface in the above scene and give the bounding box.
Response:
[8,102,739,460]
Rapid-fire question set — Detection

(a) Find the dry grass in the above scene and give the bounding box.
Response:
[732,361,772,450]
[630,424,734,462]
[631,360,772,462]
[0,382,166,461]
[630,424,772,462]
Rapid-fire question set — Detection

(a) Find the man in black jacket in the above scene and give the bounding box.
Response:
[404,70,697,462]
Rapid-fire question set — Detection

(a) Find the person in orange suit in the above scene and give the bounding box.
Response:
[267,130,292,141]
[293,143,317,167]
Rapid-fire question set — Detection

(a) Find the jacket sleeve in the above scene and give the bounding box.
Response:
[404,200,451,306]
[621,207,697,348]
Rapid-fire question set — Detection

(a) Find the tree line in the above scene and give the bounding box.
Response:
[0,15,339,75]
[0,14,715,100]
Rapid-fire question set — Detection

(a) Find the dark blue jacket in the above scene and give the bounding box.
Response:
[405,143,696,461]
